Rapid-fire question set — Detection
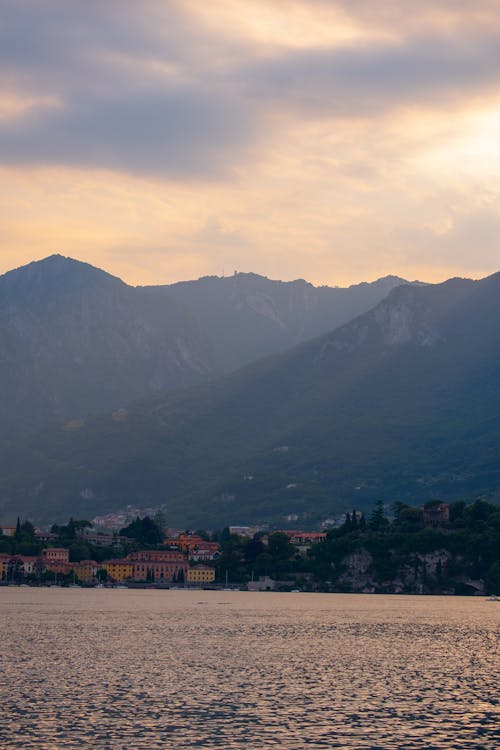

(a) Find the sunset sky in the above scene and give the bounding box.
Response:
[1,0,499,286]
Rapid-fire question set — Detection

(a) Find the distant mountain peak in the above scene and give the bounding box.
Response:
[1,254,125,293]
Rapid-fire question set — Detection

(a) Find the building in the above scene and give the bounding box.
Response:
[0,553,10,580]
[0,526,16,537]
[18,556,39,576]
[228,526,264,537]
[73,560,99,584]
[187,565,216,585]
[42,548,71,576]
[164,535,220,561]
[289,532,327,546]
[422,503,450,526]
[34,530,59,543]
[130,550,188,583]
[189,547,221,562]
[42,548,70,563]
[102,559,133,583]
[0,555,40,582]
[78,530,125,547]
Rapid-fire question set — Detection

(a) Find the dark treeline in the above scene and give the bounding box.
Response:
[215,499,500,595]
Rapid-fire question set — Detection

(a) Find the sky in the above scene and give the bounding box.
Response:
[1,0,500,287]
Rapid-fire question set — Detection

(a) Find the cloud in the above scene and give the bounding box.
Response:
[0,87,255,177]
[242,33,500,118]
[1,1,500,178]
[1,1,500,286]
[0,0,260,177]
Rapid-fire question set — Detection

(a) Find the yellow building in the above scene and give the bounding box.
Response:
[74,560,99,584]
[0,554,9,581]
[187,565,216,585]
[103,559,133,583]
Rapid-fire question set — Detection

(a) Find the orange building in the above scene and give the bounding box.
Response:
[42,548,70,563]
[164,534,220,560]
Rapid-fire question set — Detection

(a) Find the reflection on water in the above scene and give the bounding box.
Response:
[0,590,498,749]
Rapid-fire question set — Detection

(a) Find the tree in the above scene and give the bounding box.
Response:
[69,542,92,563]
[343,513,352,533]
[97,568,108,583]
[66,518,76,540]
[153,510,167,535]
[73,519,92,532]
[20,520,35,538]
[267,533,294,560]
[369,500,388,531]
[244,536,265,565]
[119,516,163,545]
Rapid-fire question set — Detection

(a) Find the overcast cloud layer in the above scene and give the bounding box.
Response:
[1,0,499,285]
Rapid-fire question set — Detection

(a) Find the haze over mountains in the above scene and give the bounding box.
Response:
[163,272,412,371]
[0,255,409,440]
[1,261,499,527]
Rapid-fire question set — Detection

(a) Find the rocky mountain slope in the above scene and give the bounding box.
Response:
[1,271,499,526]
[161,272,412,370]
[0,255,215,438]
[0,255,409,439]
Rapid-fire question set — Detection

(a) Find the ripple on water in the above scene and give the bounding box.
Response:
[0,590,498,749]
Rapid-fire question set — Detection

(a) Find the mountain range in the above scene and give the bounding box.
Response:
[1,263,499,527]
[0,255,408,441]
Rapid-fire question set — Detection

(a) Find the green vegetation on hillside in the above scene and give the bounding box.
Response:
[213,499,500,595]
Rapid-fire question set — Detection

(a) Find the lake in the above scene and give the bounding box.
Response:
[0,589,498,749]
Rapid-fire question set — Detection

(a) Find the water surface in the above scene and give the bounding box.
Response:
[0,589,498,749]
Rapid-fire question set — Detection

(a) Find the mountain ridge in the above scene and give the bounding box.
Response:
[1,270,499,526]
[0,254,414,440]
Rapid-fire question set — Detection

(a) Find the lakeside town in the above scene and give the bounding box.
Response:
[1,497,499,595]
[0,516,327,590]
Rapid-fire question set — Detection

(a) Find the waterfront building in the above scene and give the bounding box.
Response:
[0,555,38,582]
[73,560,99,583]
[41,548,71,575]
[0,553,10,580]
[130,550,188,582]
[19,556,38,576]
[187,565,216,584]
[102,559,133,583]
